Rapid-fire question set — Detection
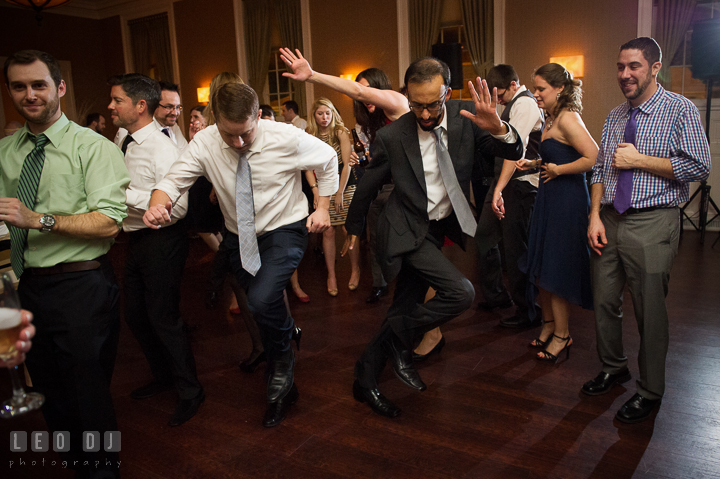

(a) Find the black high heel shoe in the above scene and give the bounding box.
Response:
[412,336,446,361]
[529,319,554,349]
[292,326,302,351]
[537,334,572,363]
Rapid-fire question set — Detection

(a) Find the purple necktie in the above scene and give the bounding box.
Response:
[613,108,639,214]
[161,128,171,138]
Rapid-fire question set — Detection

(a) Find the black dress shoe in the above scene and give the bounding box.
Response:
[205,291,219,310]
[385,335,426,391]
[292,326,302,350]
[477,298,514,311]
[615,393,660,423]
[130,381,173,400]
[412,336,446,362]
[239,351,267,373]
[581,369,632,396]
[352,380,400,418]
[168,390,205,427]
[499,315,541,329]
[262,383,299,427]
[266,349,295,402]
[366,286,389,304]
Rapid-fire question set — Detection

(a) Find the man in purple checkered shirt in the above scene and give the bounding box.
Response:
[582,37,711,424]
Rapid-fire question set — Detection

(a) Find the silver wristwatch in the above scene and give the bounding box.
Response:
[39,214,55,233]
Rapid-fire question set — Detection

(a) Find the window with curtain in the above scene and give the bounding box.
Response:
[665,0,720,99]
[128,13,174,82]
[267,51,294,116]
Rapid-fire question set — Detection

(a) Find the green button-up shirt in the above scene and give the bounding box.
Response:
[0,114,130,268]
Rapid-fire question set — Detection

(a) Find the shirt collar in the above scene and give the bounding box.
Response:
[16,113,70,149]
[624,83,665,117]
[130,120,160,144]
[218,119,265,158]
[511,85,528,100]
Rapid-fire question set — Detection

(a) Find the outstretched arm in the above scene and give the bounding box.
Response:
[279,48,409,120]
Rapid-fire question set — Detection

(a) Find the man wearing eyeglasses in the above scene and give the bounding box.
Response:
[153,81,188,149]
[343,57,524,417]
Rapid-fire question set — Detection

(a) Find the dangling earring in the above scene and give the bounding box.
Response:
[556,92,561,101]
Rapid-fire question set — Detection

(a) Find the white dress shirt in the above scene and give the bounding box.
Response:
[155,119,339,236]
[118,121,188,232]
[153,117,188,149]
[291,116,307,131]
[418,105,517,220]
[505,86,544,187]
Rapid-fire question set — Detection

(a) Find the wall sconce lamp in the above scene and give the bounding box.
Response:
[549,55,585,78]
[197,87,210,104]
[339,74,356,81]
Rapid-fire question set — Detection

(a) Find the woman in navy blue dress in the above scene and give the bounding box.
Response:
[517,63,599,363]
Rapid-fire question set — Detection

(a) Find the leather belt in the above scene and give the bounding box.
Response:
[28,257,104,276]
[610,205,668,216]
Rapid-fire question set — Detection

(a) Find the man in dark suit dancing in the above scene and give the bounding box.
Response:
[343,58,524,417]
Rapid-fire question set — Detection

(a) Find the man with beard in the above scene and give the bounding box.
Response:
[0,50,129,478]
[153,81,188,148]
[109,73,203,427]
[343,57,523,417]
[584,37,711,423]
[86,112,107,134]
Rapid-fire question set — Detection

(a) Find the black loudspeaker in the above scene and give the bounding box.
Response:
[690,18,720,80]
[432,43,463,90]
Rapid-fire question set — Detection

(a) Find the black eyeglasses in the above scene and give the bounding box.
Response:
[408,93,447,113]
[159,104,183,112]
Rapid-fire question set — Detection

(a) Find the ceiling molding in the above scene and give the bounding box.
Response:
[1,0,182,20]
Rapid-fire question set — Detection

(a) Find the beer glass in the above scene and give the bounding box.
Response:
[0,274,43,418]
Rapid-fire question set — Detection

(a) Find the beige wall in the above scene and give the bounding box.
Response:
[173,0,238,132]
[505,0,639,142]
[308,0,399,127]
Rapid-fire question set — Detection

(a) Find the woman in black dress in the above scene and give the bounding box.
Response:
[518,63,598,363]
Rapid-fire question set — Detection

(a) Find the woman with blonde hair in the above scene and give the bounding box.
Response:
[306,97,360,296]
[517,63,598,363]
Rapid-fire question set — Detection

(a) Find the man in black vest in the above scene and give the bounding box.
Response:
[476,64,544,328]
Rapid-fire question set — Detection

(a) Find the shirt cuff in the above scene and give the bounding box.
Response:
[492,121,517,143]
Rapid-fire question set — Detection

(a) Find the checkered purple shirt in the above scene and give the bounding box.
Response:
[591,85,711,207]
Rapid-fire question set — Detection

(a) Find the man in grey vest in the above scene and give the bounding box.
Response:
[476,64,544,328]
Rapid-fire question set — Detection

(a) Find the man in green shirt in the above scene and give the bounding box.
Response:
[0,50,130,479]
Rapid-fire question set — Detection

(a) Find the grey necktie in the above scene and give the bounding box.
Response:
[235,153,261,276]
[433,127,477,236]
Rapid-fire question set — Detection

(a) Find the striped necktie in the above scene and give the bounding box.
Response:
[9,133,50,278]
[433,127,477,236]
[235,153,261,276]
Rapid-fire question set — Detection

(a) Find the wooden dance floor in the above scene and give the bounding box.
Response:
[2,230,720,478]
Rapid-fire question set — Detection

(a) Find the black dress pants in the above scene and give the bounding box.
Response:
[356,220,475,389]
[475,178,537,320]
[124,220,201,400]
[20,258,121,478]
[224,218,308,363]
